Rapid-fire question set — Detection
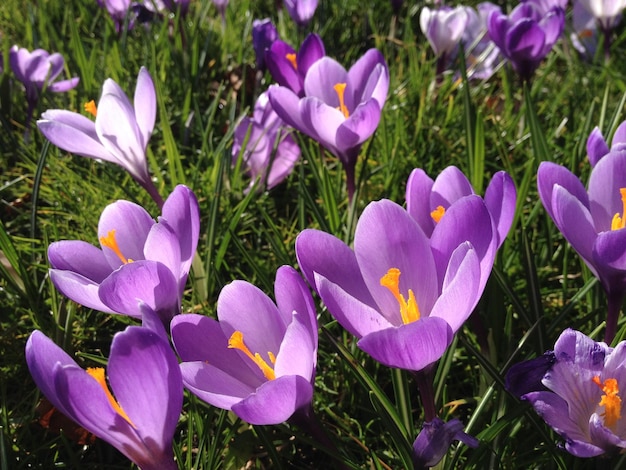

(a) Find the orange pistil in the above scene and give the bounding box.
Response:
[611,188,626,231]
[228,331,276,380]
[99,229,132,265]
[84,100,97,117]
[593,376,622,429]
[86,367,135,427]
[431,205,446,223]
[286,53,298,70]
[380,268,420,324]
[333,82,350,118]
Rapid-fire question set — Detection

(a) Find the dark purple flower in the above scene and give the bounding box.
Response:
[252,19,279,70]
[26,324,183,470]
[506,328,626,457]
[284,0,318,27]
[296,195,496,371]
[268,49,389,200]
[487,1,565,81]
[266,33,326,97]
[232,92,300,191]
[171,266,318,425]
[47,185,200,325]
[37,67,163,206]
[538,152,626,342]
[412,418,479,467]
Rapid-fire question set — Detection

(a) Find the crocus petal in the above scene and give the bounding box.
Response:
[347,49,389,109]
[412,418,479,468]
[143,222,182,286]
[297,33,326,75]
[430,166,475,210]
[303,57,347,107]
[266,41,302,95]
[484,171,516,248]
[299,97,344,156]
[133,67,156,150]
[48,240,111,283]
[49,269,116,314]
[593,229,626,272]
[335,100,381,158]
[587,127,609,167]
[274,265,318,345]
[406,168,436,236]
[47,77,80,93]
[537,161,590,223]
[232,375,313,425]
[588,150,626,232]
[273,311,315,379]
[358,316,453,370]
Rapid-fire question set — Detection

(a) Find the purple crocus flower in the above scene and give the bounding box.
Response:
[284,0,318,27]
[9,46,79,128]
[412,418,479,467]
[26,325,183,470]
[578,0,626,32]
[252,19,279,71]
[296,195,496,371]
[487,1,565,81]
[232,92,300,191]
[47,185,200,325]
[37,67,163,207]
[171,266,318,425]
[587,120,626,166]
[571,1,601,61]
[462,3,503,80]
[268,49,389,200]
[212,0,228,25]
[537,152,626,343]
[265,33,326,98]
[420,6,469,63]
[96,0,138,32]
[506,328,626,457]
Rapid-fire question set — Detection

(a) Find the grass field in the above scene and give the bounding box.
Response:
[3,0,626,468]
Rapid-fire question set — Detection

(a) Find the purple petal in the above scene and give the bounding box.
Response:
[266,41,302,95]
[133,67,156,150]
[303,57,348,106]
[484,171,516,248]
[47,77,80,93]
[587,127,609,167]
[49,269,115,313]
[537,161,590,224]
[593,229,626,272]
[335,100,381,159]
[430,166,475,210]
[297,33,326,76]
[406,168,435,237]
[412,418,478,468]
[48,240,111,283]
[588,150,626,232]
[347,49,389,109]
[273,311,316,379]
[506,19,545,60]
[273,265,318,345]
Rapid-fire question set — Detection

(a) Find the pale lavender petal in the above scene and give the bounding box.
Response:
[48,241,111,283]
[406,168,435,237]
[303,57,348,106]
[587,127,609,167]
[49,269,116,313]
[133,67,156,150]
[143,222,182,285]
[484,171,516,248]
[273,311,315,379]
[273,265,318,344]
[430,166,474,209]
[537,161,590,223]
[347,49,389,109]
[47,77,80,93]
[335,100,381,157]
[588,151,626,232]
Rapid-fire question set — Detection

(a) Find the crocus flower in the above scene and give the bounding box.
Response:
[26,325,183,470]
[284,0,319,27]
[571,1,601,61]
[537,152,626,343]
[578,0,626,33]
[487,1,565,81]
[587,120,626,166]
[420,6,469,64]
[212,0,228,25]
[37,67,163,207]
[232,92,300,191]
[47,185,200,325]
[412,418,479,467]
[265,33,326,98]
[171,266,318,425]
[9,46,79,127]
[96,0,138,32]
[296,195,496,371]
[462,3,503,80]
[506,328,626,457]
[268,49,389,200]
[252,19,279,71]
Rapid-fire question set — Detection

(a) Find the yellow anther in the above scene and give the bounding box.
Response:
[611,188,626,231]
[431,205,446,223]
[84,100,97,117]
[228,331,276,381]
[285,53,298,70]
[99,230,133,265]
[593,376,622,429]
[380,268,420,325]
[86,367,135,427]
[333,82,350,118]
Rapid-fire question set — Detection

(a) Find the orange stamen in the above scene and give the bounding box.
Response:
[431,205,446,223]
[99,229,132,264]
[333,82,350,118]
[86,367,135,427]
[611,188,626,230]
[84,100,97,117]
[380,268,420,324]
[228,331,276,380]
[593,376,622,429]
[285,53,298,70]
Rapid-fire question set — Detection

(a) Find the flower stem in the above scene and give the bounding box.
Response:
[413,367,437,423]
[605,292,623,344]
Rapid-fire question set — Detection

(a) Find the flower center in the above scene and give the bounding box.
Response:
[431,205,446,223]
[228,331,276,380]
[611,188,626,231]
[99,229,133,264]
[285,53,298,70]
[592,376,622,430]
[86,367,135,427]
[380,268,421,324]
[84,100,97,117]
[333,82,350,118]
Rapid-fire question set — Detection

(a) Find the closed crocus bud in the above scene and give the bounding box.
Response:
[284,0,318,27]
[252,18,279,70]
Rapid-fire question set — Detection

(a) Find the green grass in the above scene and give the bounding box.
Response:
[3,0,626,468]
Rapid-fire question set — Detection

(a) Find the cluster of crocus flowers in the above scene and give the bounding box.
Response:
[268,48,389,200]
[232,92,301,192]
[9,46,79,128]
[26,320,183,470]
[171,266,318,425]
[537,149,626,343]
[47,185,200,325]
[506,328,626,457]
[487,0,565,81]
[38,67,164,207]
